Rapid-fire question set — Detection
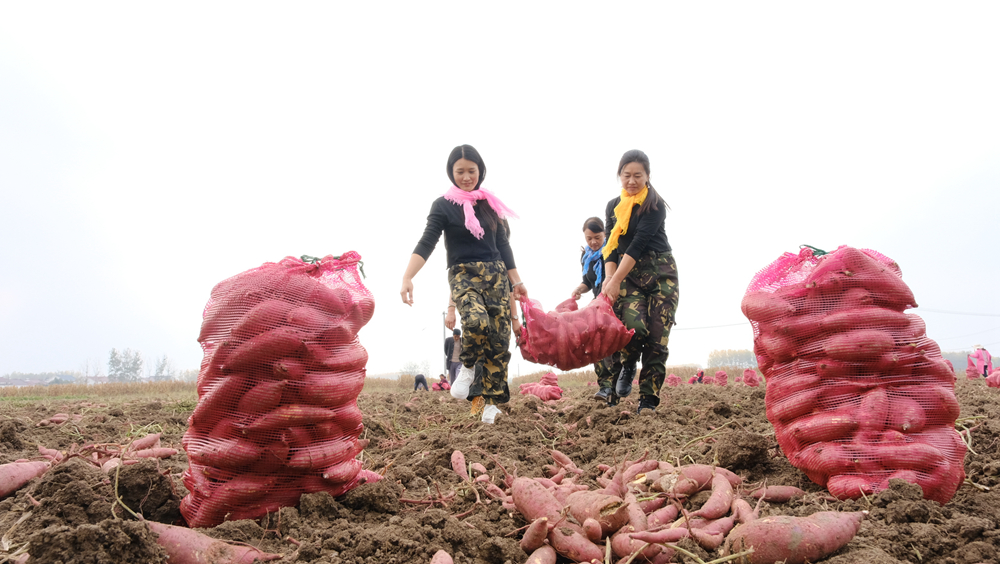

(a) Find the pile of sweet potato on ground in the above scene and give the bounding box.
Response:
[436,449,865,564]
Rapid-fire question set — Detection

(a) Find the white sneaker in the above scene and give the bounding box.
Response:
[482,404,501,424]
[451,365,474,399]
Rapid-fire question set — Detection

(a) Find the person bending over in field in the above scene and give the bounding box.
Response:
[413,373,429,391]
[570,216,617,402]
[401,144,528,424]
[601,149,679,414]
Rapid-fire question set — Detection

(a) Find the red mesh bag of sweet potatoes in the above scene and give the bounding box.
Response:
[181,253,380,527]
[741,246,965,504]
[518,295,633,371]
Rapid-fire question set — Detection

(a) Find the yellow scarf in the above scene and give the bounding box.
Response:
[602,186,648,259]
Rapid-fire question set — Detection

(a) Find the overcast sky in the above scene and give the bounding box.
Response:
[2,3,998,379]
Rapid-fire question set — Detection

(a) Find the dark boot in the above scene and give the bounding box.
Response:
[606,393,620,407]
[615,365,635,398]
[637,395,659,414]
[593,387,612,401]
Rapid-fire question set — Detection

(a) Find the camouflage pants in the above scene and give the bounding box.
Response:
[449,260,511,406]
[595,356,615,390]
[611,251,679,406]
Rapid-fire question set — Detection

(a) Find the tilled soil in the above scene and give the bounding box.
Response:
[0,376,998,564]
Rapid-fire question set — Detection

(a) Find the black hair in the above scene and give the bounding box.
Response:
[447,144,499,230]
[583,216,604,234]
[617,149,670,215]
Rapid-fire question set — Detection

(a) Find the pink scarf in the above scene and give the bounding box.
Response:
[443,185,518,239]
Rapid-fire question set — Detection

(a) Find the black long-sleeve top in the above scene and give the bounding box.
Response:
[413,196,516,269]
[604,196,671,265]
[581,251,605,299]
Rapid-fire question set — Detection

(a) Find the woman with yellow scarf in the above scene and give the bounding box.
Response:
[600,150,680,414]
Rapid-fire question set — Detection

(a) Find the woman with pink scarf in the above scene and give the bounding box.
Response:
[401,145,528,424]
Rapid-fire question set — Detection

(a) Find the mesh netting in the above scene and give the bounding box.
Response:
[181,252,380,527]
[518,296,634,371]
[742,246,966,504]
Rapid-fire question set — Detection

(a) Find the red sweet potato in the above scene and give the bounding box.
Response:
[127,432,162,452]
[288,438,366,471]
[547,526,603,564]
[819,307,910,333]
[823,329,895,361]
[524,545,557,564]
[185,437,263,469]
[724,511,866,564]
[223,328,308,372]
[231,299,295,339]
[742,291,795,323]
[237,404,337,432]
[751,485,806,503]
[451,450,469,481]
[321,458,364,483]
[0,460,50,498]
[430,550,454,564]
[146,520,283,563]
[285,305,332,334]
[786,407,861,447]
[511,477,564,523]
[565,490,629,536]
[235,379,287,415]
[520,517,550,552]
[690,472,735,520]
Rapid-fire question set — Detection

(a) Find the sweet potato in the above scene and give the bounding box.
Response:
[288,438,366,471]
[751,485,805,503]
[823,329,896,361]
[565,490,629,536]
[511,477,563,522]
[520,517,549,552]
[690,472,735,520]
[723,510,866,564]
[237,404,336,432]
[547,526,604,564]
[146,520,283,563]
[524,545,557,564]
[321,457,363,484]
[235,379,287,415]
[819,307,910,333]
[430,550,454,564]
[185,437,263,469]
[127,432,162,452]
[742,291,795,322]
[451,450,469,481]
[285,305,332,334]
[223,327,307,372]
[231,299,295,339]
[311,341,369,373]
[785,407,860,448]
[0,460,50,498]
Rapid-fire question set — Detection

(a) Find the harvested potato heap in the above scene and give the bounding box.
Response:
[450,449,865,564]
[742,246,966,503]
[518,371,563,401]
[182,253,379,527]
[519,296,633,370]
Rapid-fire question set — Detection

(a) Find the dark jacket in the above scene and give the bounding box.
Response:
[444,337,459,361]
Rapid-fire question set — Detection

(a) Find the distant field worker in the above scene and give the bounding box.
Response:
[445,328,462,384]
[601,149,679,414]
[968,345,993,379]
[401,144,528,425]
[413,373,428,391]
[432,374,451,391]
[570,216,616,402]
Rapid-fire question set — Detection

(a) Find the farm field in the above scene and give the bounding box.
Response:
[0,370,999,564]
